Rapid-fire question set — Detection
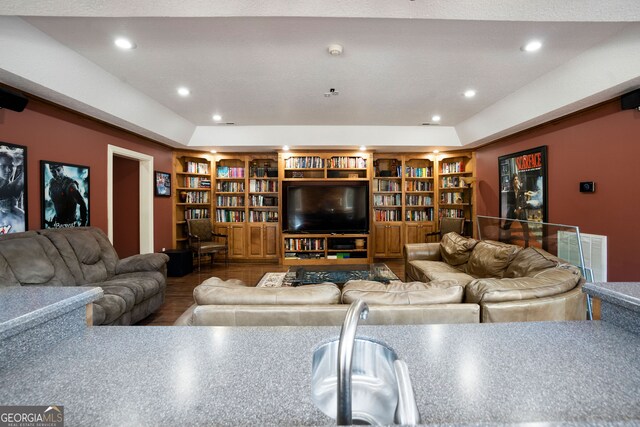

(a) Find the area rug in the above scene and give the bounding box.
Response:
[256,272,287,287]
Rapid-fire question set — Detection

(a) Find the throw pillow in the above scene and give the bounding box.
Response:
[439,232,478,266]
[503,246,560,278]
[465,240,521,278]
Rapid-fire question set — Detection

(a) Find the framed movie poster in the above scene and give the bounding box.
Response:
[154,171,171,197]
[498,146,547,224]
[41,161,89,228]
[0,142,27,234]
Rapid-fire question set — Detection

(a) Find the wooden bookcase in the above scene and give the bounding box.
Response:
[172,149,474,264]
[279,151,372,265]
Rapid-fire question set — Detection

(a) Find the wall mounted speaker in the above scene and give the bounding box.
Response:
[0,87,28,112]
[621,88,640,110]
[580,182,596,193]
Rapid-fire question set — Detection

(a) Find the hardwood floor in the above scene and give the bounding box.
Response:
[138,259,405,326]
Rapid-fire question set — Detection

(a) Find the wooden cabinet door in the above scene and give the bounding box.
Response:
[263,223,278,258]
[372,223,388,258]
[248,224,264,257]
[247,223,278,259]
[386,223,403,257]
[229,224,246,258]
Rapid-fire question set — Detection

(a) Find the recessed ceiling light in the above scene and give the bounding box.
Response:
[522,40,543,52]
[282,145,290,151]
[210,149,217,154]
[431,115,441,122]
[433,150,440,154]
[464,89,476,98]
[177,87,190,96]
[212,114,222,121]
[114,37,136,50]
[359,145,366,151]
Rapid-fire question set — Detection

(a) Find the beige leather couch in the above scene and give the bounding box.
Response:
[405,232,586,323]
[174,277,480,326]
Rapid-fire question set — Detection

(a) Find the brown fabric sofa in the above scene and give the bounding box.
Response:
[404,232,586,322]
[174,276,480,326]
[0,227,169,325]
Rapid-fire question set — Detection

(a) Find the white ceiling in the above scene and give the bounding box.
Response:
[1,1,639,152]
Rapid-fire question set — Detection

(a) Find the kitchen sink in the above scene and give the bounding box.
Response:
[311,337,420,425]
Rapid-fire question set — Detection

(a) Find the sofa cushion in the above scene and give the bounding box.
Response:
[465,240,521,279]
[439,232,477,266]
[465,266,581,303]
[92,293,129,325]
[99,273,162,304]
[342,279,463,305]
[503,246,560,278]
[100,284,136,312]
[194,277,341,305]
[0,238,55,284]
[407,260,476,286]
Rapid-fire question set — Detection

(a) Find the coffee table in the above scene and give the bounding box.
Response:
[283,263,399,287]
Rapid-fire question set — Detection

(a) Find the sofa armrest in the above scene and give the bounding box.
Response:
[116,253,169,275]
[174,304,197,326]
[403,243,441,262]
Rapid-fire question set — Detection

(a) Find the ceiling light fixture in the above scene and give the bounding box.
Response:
[464,89,477,98]
[359,146,366,151]
[212,114,222,121]
[327,44,343,56]
[431,115,441,122]
[433,150,440,154]
[210,149,217,154]
[114,37,136,50]
[522,40,543,52]
[324,88,339,97]
[177,87,190,96]
[282,145,290,151]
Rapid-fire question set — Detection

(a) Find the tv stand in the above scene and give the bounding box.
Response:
[282,233,370,265]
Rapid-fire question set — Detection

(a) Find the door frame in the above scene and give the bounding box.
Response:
[107,145,154,254]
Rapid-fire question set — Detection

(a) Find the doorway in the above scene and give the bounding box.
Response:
[107,145,154,254]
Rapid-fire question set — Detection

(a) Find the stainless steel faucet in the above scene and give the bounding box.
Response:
[336,299,369,426]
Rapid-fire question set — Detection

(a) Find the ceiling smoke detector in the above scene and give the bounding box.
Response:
[327,44,343,56]
[324,88,339,97]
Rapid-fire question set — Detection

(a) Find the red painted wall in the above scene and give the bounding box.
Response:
[0,98,173,253]
[113,156,140,257]
[475,100,640,281]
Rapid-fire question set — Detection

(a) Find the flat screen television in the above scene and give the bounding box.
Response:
[283,182,369,233]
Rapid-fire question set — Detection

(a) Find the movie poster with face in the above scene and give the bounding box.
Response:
[498,146,547,224]
[0,142,27,234]
[41,161,89,228]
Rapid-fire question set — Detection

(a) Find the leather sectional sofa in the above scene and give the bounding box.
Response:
[405,232,586,322]
[0,227,169,325]
[176,232,586,326]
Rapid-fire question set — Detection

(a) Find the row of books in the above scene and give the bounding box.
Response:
[284,238,325,251]
[185,161,209,174]
[440,161,464,174]
[440,176,466,188]
[406,210,434,221]
[217,166,245,178]
[326,156,367,169]
[405,195,433,206]
[183,177,211,188]
[184,208,210,219]
[439,208,466,219]
[216,181,245,192]
[249,211,278,222]
[249,179,278,192]
[215,210,245,222]
[373,179,401,191]
[216,196,244,207]
[184,191,210,204]
[440,192,465,204]
[405,180,433,191]
[284,156,324,169]
[373,194,401,206]
[373,209,401,221]
[248,195,277,207]
[405,166,433,177]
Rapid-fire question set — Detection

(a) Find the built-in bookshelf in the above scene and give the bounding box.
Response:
[404,156,435,223]
[437,154,474,236]
[215,157,246,223]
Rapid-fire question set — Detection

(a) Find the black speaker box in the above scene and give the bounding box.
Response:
[0,87,28,112]
[621,89,640,110]
[163,249,193,277]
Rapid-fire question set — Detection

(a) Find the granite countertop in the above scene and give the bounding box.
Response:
[0,286,102,340]
[1,320,639,426]
[584,282,640,313]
